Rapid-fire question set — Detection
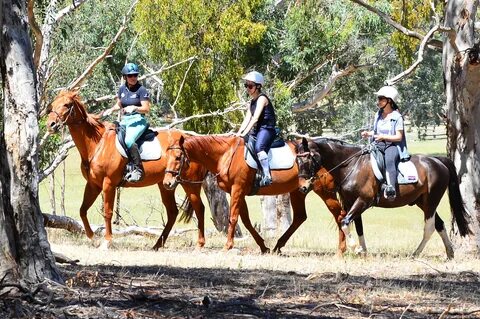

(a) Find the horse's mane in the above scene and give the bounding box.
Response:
[60,90,105,142]
[312,137,360,149]
[184,134,235,154]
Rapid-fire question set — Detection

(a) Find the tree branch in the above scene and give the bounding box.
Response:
[167,102,245,129]
[27,0,43,68]
[67,0,138,90]
[54,0,89,22]
[349,0,443,49]
[386,24,440,85]
[169,58,196,119]
[39,139,75,182]
[292,63,375,113]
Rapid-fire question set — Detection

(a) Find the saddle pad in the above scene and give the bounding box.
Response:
[244,144,295,170]
[115,137,161,160]
[370,154,418,184]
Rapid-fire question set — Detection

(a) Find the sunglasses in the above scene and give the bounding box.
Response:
[377,96,387,101]
[126,74,138,78]
[244,83,256,89]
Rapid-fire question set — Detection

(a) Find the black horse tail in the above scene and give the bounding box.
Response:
[435,156,472,236]
[179,195,194,223]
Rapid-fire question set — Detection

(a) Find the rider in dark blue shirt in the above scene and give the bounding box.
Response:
[103,63,151,182]
[236,71,276,187]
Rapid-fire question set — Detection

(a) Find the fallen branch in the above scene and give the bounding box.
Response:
[43,213,84,234]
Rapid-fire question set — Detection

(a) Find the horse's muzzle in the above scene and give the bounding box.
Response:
[299,182,313,194]
[163,177,178,190]
[47,120,60,134]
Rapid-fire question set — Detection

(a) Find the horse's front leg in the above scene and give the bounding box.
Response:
[182,183,206,249]
[152,187,178,250]
[101,181,117,249]
[341,199,369,252]
[273,190,307,254]
[80,183,102,240]
[237,196,269,254]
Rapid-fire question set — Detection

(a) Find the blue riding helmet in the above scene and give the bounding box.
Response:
[121,63,140,75]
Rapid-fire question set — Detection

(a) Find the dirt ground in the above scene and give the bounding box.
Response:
[2,244,480,319]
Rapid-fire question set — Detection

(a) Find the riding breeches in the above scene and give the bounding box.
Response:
[376,141,400,186]
[253,128,276,154]
[120,114,148,149]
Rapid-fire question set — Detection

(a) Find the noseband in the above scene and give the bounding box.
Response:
[49,103,76,128]
[165,145,190,184]
[296,151,321,183]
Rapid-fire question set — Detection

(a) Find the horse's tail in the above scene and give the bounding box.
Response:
[435,156,472,236]
[178,195,194,223]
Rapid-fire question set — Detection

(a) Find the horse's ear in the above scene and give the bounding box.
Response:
[179,135,185,147]
[302,137,309,151]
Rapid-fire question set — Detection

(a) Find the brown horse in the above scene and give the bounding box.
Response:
[46,90,206,249]
[162,135,321,253]
[297,137,472,258]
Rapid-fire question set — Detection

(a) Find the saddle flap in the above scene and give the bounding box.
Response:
[114,122,161,160]
[244,144,295,170]
[370,154,418,185]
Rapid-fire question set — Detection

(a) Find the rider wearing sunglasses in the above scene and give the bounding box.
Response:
[236,71,276,187]
[103,62,151,182]
[361,85,410,200]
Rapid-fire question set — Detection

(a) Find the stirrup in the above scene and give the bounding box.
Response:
[125,168,144,183]
[259,175,272,187]
[384,185,396,200]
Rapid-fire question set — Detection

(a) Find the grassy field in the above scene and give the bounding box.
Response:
[40,136,453,257]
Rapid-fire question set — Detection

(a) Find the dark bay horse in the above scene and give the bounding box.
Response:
[297,137,471,259]
[46,90,206,249]
[162,135,317,253]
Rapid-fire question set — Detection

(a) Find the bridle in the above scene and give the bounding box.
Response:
[164,145,191,184]
[49,102,78,129]
[296,151,321,184]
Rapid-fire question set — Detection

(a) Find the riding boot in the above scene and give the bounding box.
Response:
[257,151,272,187]
[125,143,144,183]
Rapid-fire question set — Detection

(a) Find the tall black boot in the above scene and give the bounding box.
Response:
[125,143,144,182]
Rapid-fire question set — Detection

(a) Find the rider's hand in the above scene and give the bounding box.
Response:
[123,105,137,114]
[361,131,370,139]
[103,108,114,117]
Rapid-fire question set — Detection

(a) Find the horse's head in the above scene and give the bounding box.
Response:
[46,90,87,133]
[163,135,190,190]
[296,137,322,194]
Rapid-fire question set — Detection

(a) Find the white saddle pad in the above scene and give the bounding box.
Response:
[370,154,418,184]
[244,144,295,170]
[115,137,161,160]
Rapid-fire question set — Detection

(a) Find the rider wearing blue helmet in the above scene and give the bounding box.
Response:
[104,62,151,182]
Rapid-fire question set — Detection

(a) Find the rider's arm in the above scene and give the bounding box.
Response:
[376,130,403,142]
[237,105,253,136]
[239,96,268,136]
[136,99,151,114]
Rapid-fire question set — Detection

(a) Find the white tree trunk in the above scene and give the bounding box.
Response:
[443,0,480,251]
[261,194,292,238]
[0,0,61,285]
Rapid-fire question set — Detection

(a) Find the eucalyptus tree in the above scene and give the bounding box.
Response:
[0,0,62,289]
[349,0,480,251]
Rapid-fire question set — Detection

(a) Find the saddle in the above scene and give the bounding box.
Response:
[244,133,295,195]
[369,144,418,185]
[114,122,161,160]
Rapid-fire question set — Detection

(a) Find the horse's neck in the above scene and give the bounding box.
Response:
[321,142,361,171]
[185,136,234,173]
[68,123,105,163]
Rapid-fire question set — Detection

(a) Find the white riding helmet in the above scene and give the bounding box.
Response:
[243,71,264,85]
[375,86,399,103]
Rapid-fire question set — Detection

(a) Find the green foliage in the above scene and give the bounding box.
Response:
[135,0,267,133]
[390,0,442,67]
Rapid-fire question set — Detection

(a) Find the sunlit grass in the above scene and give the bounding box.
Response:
[40,137,452,256]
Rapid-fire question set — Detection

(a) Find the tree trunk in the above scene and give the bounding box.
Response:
[49,172,56,215]
[202,172,242,237]
[443,0,480,252]
[0,0,62,287]
[261,194,292,238]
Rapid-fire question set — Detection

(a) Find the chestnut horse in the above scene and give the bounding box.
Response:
[297,137,472,258]
[162,135,320,253]
[47,90,206,249]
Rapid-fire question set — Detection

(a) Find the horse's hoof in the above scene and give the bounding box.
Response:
[261,248,271,255]
[354,246,367,256]
[99,239,113,250]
